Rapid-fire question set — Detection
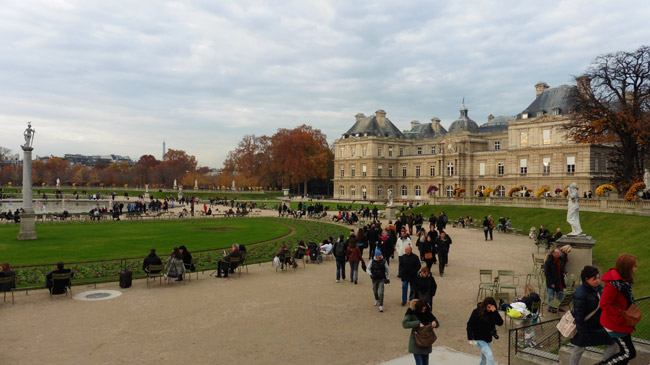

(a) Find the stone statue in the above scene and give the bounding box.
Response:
[567,183,584,236]
[23,122,35,148]
[387,188,393,206]
[56,178,60,187]
[173,179,177,189]
[194,179,198,189]
[231,180,236,190]
[644,168,650,191]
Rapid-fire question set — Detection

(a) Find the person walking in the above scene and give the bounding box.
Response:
[415,266,437,309]
[569,266,618,365]
[467,297,503,365]
[598,253,639,364]
[482,216,490,241]
[367,249,390,312]
[435,231,452,277]
[346,237,364,285]
[398,246,421,306]
[396,228,412,258]
[426,225,438,265]
[544,248,567,313]
[488,215,495,240]
[367,223,380,261]
[333,235,347,283]
[403,299,439,365]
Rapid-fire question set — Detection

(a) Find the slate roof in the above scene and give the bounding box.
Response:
[479,115,512,133]
[517,84,576,119]
[448,106,479,133]
[405,121,447,139]
[343,113,405,138]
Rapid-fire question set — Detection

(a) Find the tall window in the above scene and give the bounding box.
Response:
[430,165,435,177]
[542,130,551,145]
[362,185,367,199]
[399,147,404,156]
[417,147,422,155]
[361,146,366,157]
[415,185,421,197]
[497,162,504,175]
[402,165,407,177]
[567,156,576,173]
[362,165,367,177]
[594,158,599,172]
[340,147,344,158]
[377,147,382,157]
[351,146,355,157]
[401,185,408,197]
[389,166,393,177]
[351,166,355,177]
[447,162,454,176]
[494,141,500,151]
[388,147,393,157]
[431,146,436,154]
[377,185,383,197]
[479,162,485,176]
[377,165,383,177]
[340,166,344,177]
[339,185,344,196]
[520,158,527,175]
[446,186,454,197]
[543,157,551,174]
[415,165,421,177]
[350,186,355,197]
[496,185,505,197]
[520,132,528,146]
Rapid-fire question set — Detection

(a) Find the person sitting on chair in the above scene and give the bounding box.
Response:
[0,262,16,292]
[142,249,163,274]
[46,262,74,295]
[179,245,195,272]
[216,244,242,278]
[293,240,308,261]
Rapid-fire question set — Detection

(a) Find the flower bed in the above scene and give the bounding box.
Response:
[596,184,615,196]
[625,182,646,201]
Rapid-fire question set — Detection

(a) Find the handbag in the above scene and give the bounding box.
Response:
[414,324,437,347]
[361,260,367,272]
[424,252,433,260]
[556,301,600,338]
[167,266,178,278]
[620,303,642,327]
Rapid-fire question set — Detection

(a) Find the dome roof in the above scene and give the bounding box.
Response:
[448,106,479,133]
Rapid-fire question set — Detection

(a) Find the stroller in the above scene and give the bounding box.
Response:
[307,242,323,264]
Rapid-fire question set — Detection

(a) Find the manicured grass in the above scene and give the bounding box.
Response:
[0,218,291,265]
[411,205,650,295]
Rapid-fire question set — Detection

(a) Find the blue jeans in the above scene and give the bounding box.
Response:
[336,258,346,280]
[402,280,415,303]
[349,261,359,282]
[546,288,564,310]
[476,340,494,365]
[413,353,429,365]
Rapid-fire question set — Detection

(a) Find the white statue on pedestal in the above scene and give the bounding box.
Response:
[56,178,60,187]
[567,183,584,236]
[194,179,198,189]
[23,122,35,148]
[644,168,650,191]
[387,188,393,206]
[231,180,236,190]
[173,179,177,190]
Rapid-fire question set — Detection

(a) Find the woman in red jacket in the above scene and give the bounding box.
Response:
[598,253,638,365]
[346,237,364,285]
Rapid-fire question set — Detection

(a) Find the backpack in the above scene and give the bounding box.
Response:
[335,242,347,258]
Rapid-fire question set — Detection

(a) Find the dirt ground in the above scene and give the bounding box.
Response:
[1,218,540,365]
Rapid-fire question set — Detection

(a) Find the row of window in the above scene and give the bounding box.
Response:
[339,185,512,198]
[338,156,576,178]
[339,142,504,159]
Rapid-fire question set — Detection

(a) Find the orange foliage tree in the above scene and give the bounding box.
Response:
[565,46,650,191]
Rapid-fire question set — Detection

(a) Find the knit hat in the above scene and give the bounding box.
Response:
[375,249,382,257]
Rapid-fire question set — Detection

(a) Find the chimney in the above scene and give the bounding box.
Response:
[410,120,419,129]
[487,114,495,122]
[535,82,550,97]
[576,76,591,97]
[355,113,365,122]
[431,117,441,134]
[375,109,386,124]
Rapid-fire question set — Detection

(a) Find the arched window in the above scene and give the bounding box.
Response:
[401,185,408,197]
[350,186,356,197]
[377,185,383,198]
[496,185,505,197]
[446,186,454,197]
[476,185,486,196]
[362,185,367,199]
[415,185,421,197]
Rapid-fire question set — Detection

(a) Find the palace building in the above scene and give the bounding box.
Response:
[333,82,612,201]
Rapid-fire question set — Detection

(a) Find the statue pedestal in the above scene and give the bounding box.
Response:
[385,205,396,220]
[555,235,596,279]
[18,212,38,240]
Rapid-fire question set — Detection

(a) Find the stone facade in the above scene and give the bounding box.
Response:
[333,83,613,201]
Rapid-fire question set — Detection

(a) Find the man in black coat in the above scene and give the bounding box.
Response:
[544,248,566,312]
[435,231,452,276]
[142,249,163,273]
[398,246,420,306]
[216,244,242,278]
[45,262,74,295]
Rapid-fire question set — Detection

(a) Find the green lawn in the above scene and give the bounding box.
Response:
[0,218,292,265]
[411,205,650,295]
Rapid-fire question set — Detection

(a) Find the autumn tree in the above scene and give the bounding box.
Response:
[158,149,198,187]
[222,135,272,187]
[268,125,334,194]
[566,45,650,190]
[134,155,159,186]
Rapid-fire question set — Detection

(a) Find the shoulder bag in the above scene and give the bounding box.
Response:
[556,293,600,338]
[615,292,642,327]
[414,324,437,347]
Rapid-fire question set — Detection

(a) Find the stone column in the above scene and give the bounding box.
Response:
[555,235,596,279]
[18,146,37,240]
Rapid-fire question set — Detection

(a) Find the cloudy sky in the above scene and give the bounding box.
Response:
[1,0,649,168]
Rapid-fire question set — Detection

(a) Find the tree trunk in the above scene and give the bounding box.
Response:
[304,181,308,196]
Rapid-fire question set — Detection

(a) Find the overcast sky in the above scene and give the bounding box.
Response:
[1,0,649,168]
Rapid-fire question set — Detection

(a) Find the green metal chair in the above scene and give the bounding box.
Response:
[497,270,519,298]
[477,269,497,302]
